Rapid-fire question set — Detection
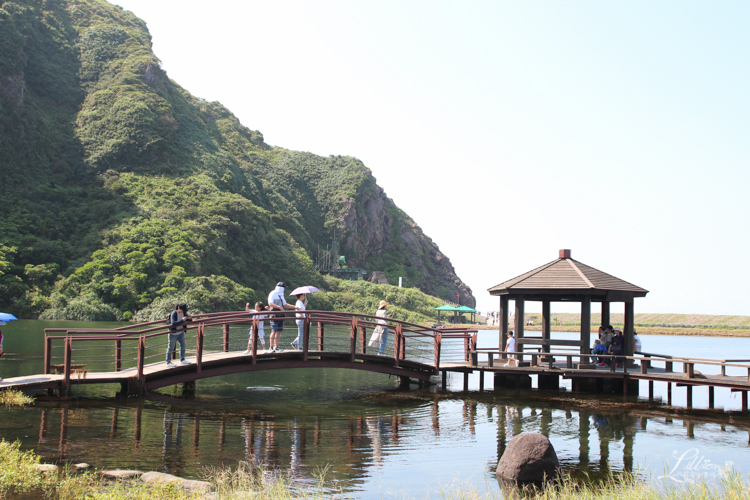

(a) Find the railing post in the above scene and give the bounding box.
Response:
[394,324,402,367]
[44,336,52,375]
[360,325,366,354]
[350,317,358,362]
[222,324,229,352]
[434,334,442,374]
[251,317,258,365]
[464,336,470,362]
[115,339,122,372]
[63,336,72,391]
[317,322,324,351]
[137,336,145,383]
[196,324,204,373]
[303,315,310,362]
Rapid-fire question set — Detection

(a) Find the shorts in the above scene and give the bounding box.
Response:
[271,320,284,332]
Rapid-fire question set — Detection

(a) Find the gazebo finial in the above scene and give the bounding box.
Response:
[559,249,571,259]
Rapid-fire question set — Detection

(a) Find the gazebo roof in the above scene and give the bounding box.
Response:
[488,249,648,301]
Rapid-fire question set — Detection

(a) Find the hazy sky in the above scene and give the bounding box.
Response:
[113,0,750,315]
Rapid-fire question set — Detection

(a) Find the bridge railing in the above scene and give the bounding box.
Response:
[44,310,477,387]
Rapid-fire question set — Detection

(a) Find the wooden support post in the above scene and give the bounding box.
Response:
[441,370,447,389]
[303,316,310,362]
[686,385,693,408]
[137,336,145,384]
[665,361,673,373]
[394,324,402,368]
[601,301,610,330]
[479,371,484,392]
[648,380,654,399]
[542,300,551,355]
[434,335,442,373]
[624,299,634,358]
[515,297,525,362]
[500,296,509,359]
[222,324,229,352]
[44,336,52,375]
[721,364,726,377]
[667,383,672,405]
[350,317,357,363]
[250,318,258,364]
[685,363,694,379]
[317,322,324,351]
[115,340,122,372]
[63,336,72,391]
[580,296,591,362]
[197,324,204,372]
[360,325,366,354]
[708,386,714,409]
[743,391,748,413]
[463,372,469,392]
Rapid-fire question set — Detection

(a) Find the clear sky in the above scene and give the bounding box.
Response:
[113,0,750,316]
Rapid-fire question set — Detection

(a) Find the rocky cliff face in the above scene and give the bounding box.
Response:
[338,172,475,308]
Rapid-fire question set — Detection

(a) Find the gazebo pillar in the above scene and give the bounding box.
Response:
[601,301,610,328]
[499,296,509,356]
[624,298,634,357]
[514,297,525,360]
[580,296,591,357]
[542,300,551,356]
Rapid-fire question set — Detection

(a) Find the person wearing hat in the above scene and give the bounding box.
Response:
[267,282,296,352]
[166,303,192,367]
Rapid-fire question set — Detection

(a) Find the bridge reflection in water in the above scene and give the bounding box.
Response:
[31,397,750,487]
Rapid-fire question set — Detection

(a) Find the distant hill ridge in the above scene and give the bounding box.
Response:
[0,0,475,320]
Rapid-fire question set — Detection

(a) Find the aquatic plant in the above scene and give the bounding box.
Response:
[0,388,34,406]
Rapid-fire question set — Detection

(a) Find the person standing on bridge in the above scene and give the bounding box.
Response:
[245,301,268,353]
[268,282,296,352]
[373,300,389,355]
[166,303,192,367]
[290,293,308,350]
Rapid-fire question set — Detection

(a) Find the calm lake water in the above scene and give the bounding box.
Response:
[0,320,749,498]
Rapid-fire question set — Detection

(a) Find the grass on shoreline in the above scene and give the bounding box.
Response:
[2,438,750,499]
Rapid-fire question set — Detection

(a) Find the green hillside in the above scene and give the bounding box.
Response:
[0,0,474,320]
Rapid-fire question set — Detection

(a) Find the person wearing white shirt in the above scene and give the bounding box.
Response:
[290,293,308,349]
[505,331,517,366]
[267,282,296,352]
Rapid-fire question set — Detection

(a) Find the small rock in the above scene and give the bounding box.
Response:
[496,432,560,484]
[73,463,90,469]
[141,471,215,492]
[100,470,144,479]
[35,464,59,472]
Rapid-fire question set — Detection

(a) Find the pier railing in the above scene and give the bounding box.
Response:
[43,311,477,388]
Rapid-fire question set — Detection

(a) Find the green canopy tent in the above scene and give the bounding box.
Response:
[434,304,458,323]
[456,305,477,323]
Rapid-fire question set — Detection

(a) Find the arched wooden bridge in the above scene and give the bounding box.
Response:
[3,311,479,395]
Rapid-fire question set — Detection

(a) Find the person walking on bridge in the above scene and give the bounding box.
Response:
[268,282,296,352]
[290,293,308,349]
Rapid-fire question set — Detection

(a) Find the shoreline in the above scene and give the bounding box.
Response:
[450,324,750,337]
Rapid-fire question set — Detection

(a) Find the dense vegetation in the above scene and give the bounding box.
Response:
[0,0,473,320]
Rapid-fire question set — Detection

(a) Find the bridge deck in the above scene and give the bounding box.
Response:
[442,358,750,391]
[0,349,440,392]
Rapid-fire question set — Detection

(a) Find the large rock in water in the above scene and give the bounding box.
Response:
[496,433,560,483]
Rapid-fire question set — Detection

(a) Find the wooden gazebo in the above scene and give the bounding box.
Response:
[488,249,648,360]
